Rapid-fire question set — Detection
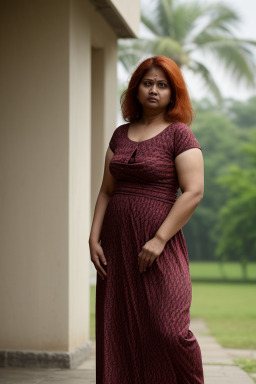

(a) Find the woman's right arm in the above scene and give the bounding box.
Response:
[88,146,116,280]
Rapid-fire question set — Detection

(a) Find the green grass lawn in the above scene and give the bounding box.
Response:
[90,263,256,349]
[234,359,256,374]
[234,359,256,383]
[191,282,256,349]
[189,261,256,280]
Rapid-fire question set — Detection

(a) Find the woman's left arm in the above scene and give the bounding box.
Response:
[155,147,204,242]
[138,148,204,273]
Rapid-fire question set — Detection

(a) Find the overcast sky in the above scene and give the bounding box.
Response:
[120,0,256,102]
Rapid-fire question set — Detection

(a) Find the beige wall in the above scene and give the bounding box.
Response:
[69,0,91,351]
[69,0,117,351]
[0,0,117,353]
[90,5,118,217]
[0,0,70,351]
[0,0,139,357]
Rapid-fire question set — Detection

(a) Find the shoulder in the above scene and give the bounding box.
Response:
[168,121,197,143]
[172,122,194,134]
[110,123,128,142]
[112,123,128,136]
[171,122,199,139]
[171,122,202,158]
[109,123,128,153]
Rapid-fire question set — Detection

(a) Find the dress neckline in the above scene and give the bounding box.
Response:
[125,122,175,144]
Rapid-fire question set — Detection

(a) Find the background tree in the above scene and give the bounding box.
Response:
[118,0,256,102]
[182,102,242,260]
[222,96,256,130]
[215,129,256,278]
[183,96,256,263]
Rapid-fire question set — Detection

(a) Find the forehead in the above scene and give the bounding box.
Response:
[142,66,168,80]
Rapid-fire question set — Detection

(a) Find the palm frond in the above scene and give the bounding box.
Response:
[141,11,162,36]
[153,37,183,55]
[210,41,256,86]
[118,38,155,73]
[188,61,222,103]
[191,34,256,86]
[152,37,187,66]
[174,2,206,44]
[156,0,175,37]
[117,0,256,100]
[203,3,240,32]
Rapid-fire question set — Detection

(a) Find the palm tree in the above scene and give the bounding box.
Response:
[118,0,256,102]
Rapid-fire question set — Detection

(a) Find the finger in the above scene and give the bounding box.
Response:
[98,247,107,265]
[96,267,106,280]
[138,251,143,271]
[92,253,107,272]
[139,254,148,273]
[142,256,151,272]
[139,254,146,272]
[97,269,105,280]
[148,258,154,267]
[147,253,156,268]
[95,259,107,278]
[92,260,105,279]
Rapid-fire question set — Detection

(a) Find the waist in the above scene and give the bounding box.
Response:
[112,180,177,204]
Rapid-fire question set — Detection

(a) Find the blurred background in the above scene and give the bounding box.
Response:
[91,0,256,377]
[1,0,256,378]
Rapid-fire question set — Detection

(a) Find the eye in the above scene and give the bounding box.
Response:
[144,81,152,86]
[159,82,167,87]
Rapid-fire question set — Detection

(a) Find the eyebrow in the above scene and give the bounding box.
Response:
[143,78,168,82]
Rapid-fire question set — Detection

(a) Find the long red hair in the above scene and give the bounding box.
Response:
[121,56,194,126]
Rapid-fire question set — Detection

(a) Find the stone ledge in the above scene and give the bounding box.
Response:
[89,0,138,38]
[0,340,92,369]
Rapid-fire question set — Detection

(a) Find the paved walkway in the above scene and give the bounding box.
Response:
[0,319,254,384]
[192,319,255,384]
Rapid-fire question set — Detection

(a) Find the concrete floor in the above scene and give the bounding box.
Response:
[0,319,254,384]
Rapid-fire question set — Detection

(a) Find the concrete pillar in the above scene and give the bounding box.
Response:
[0,0,91,368]
[90,19,117,285]
[91,48,105,223]
[69,0,91,353]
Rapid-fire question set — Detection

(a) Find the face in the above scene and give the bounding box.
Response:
[137,66,172,112]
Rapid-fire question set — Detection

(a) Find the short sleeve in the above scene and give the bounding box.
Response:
[174,123,202,158]
[109,125,124,153]
[109,127,119,153]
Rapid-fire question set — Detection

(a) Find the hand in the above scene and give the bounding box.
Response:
[89,239,107,280]
[138,236,167,273]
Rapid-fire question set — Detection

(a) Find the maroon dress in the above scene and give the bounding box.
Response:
[96,122,204,383]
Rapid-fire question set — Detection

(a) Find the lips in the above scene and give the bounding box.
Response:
[147,97,158,102]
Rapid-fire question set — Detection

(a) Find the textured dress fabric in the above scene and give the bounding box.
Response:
[96,122,204,384]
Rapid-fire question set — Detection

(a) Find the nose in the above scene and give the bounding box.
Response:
[149,83,158,95]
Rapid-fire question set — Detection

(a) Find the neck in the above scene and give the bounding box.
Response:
[140,110,167,126]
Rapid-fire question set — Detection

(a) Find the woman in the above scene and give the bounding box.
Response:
[89,55,204,383]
